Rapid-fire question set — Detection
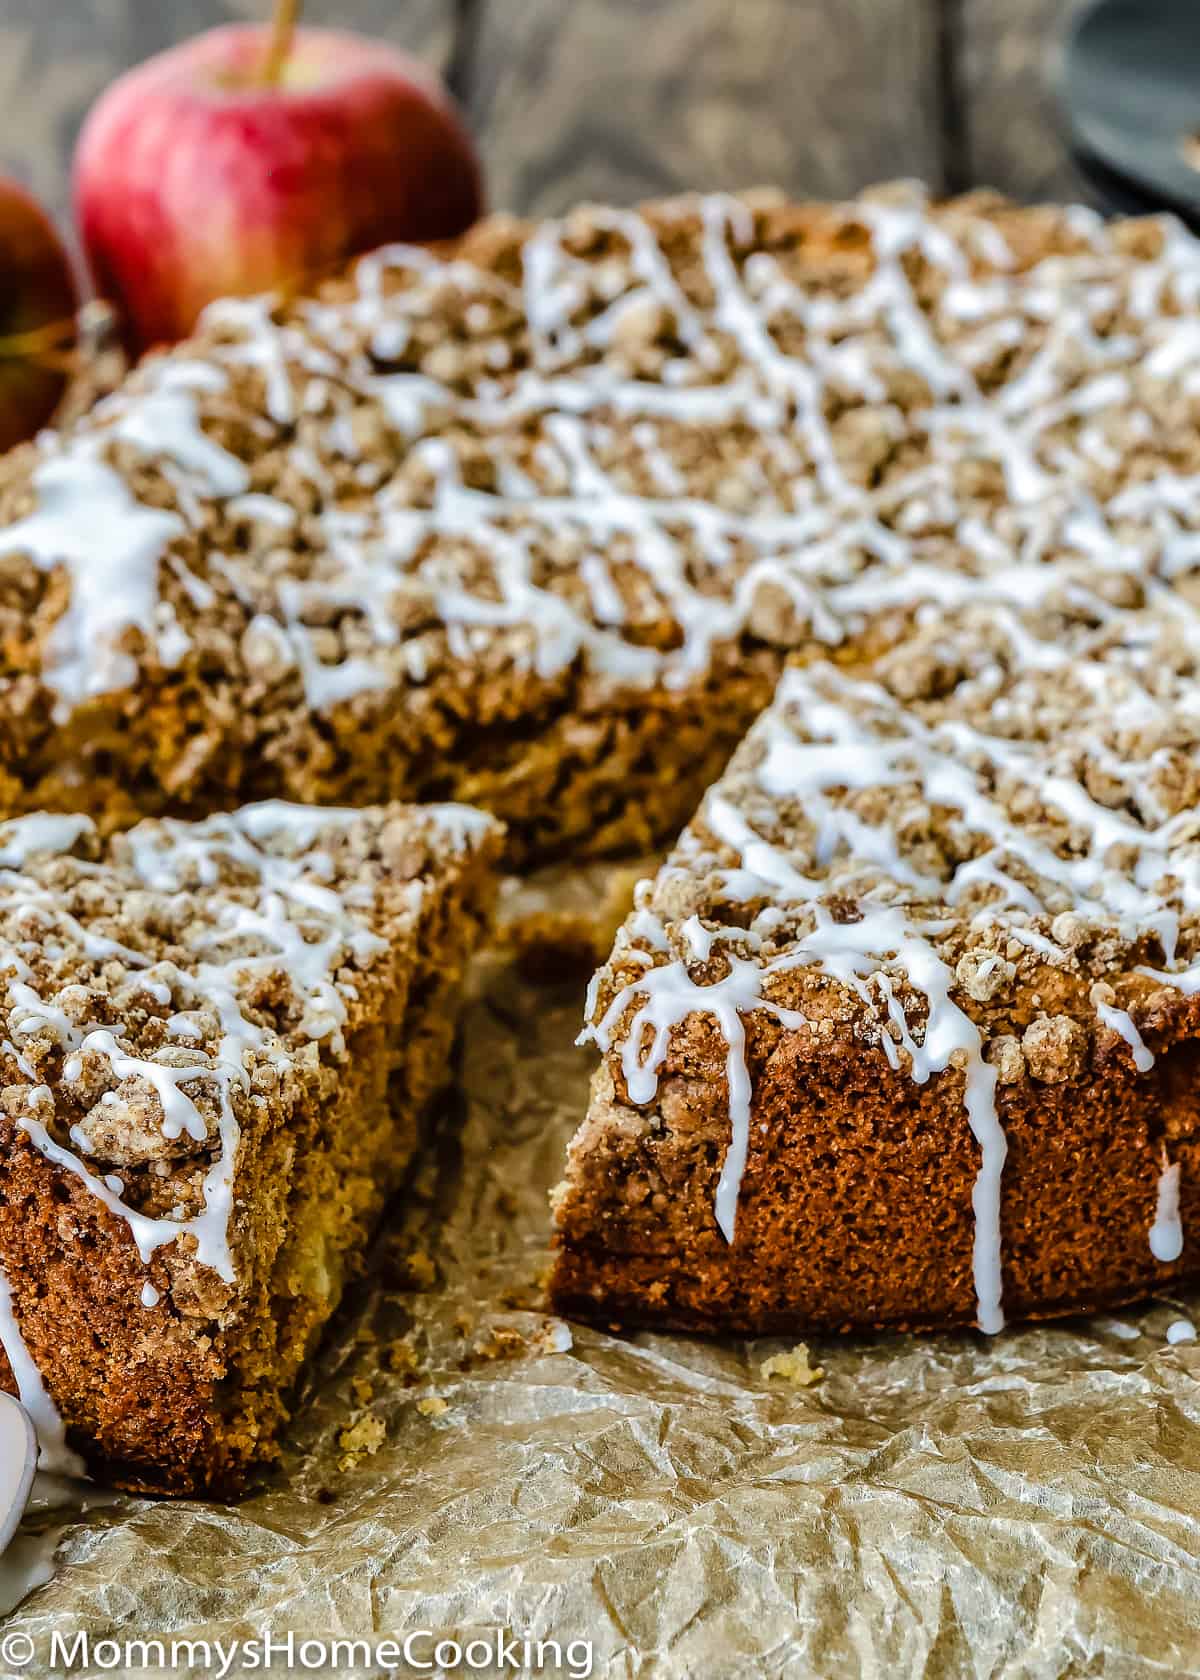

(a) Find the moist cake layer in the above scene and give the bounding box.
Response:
[554,597,1200,1335]
[0,800,501,1492]
[2,187,1200,856]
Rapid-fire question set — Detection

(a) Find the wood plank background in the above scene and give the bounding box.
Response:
[467,0,943,215]
[0,0,1096,230]
[961,0,1089,202]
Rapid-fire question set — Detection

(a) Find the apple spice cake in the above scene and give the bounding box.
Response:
[2,180,1200,1350]
[553,596,1200,1336]
[3,184,1200,861]
[0,799,501,1493]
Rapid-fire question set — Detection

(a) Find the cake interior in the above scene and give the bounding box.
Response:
[553,1027,1200,1336]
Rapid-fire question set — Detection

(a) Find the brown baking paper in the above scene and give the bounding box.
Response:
[3,862,1200,1680]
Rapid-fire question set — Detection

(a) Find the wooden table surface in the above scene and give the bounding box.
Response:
[0,0,1090,229]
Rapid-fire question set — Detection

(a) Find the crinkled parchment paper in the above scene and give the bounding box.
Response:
[3,863,1200,1680]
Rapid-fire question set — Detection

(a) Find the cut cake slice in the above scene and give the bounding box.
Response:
[553,603,1200,1335]
[0,799,501,1493]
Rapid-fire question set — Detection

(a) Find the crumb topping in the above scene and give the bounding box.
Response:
[759,1343,824,1387]
[0,800,497,1284]
[3,184,1200,734]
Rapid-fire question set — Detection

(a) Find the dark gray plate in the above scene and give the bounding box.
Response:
[1062,0,1200,217]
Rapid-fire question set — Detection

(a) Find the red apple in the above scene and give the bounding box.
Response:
[73,22,483,351]
[0,177,77,453]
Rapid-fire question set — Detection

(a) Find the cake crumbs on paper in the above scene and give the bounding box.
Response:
[387,1334,420,1376]
[466,1315,574,1367]
[533,1318,574,1355]
[417,1396,449,1417]
[760,1343,824,1387]
[337,1413,387,1471]
[471,1324,528,1363]
[404,1249,438,1290]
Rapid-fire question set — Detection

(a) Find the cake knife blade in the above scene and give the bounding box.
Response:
[0,1394,36,1556]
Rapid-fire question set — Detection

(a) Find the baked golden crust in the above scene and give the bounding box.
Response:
[0,802,501,1493]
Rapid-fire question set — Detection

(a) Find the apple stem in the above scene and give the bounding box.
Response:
[261,0,301,85]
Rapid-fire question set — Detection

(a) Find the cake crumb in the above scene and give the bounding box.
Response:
[404,1249,438,1290]
[417,1396,449,1417]
[955,949,1016,1004]
[533,1318,574,1355]
[387,1335,419,1374]
[471,1324,527,1362]
[337,1413,387,1470]
[985,1034,1026,1085]
[760,1343,824,1387]
[1022,1015,1088,1083]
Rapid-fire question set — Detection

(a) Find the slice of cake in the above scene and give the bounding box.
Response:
[552,601,1200,1336]
[0,800,501,1493]
[3,186,1200,860]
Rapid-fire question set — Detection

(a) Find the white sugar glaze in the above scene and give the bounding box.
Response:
[0,1265,83,1477]
[1150,1160,1184,1264]
[0,1280,117,1609]
[0,449,185,713]
[108,361,250,497]
[1097,1317,1141,1341]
